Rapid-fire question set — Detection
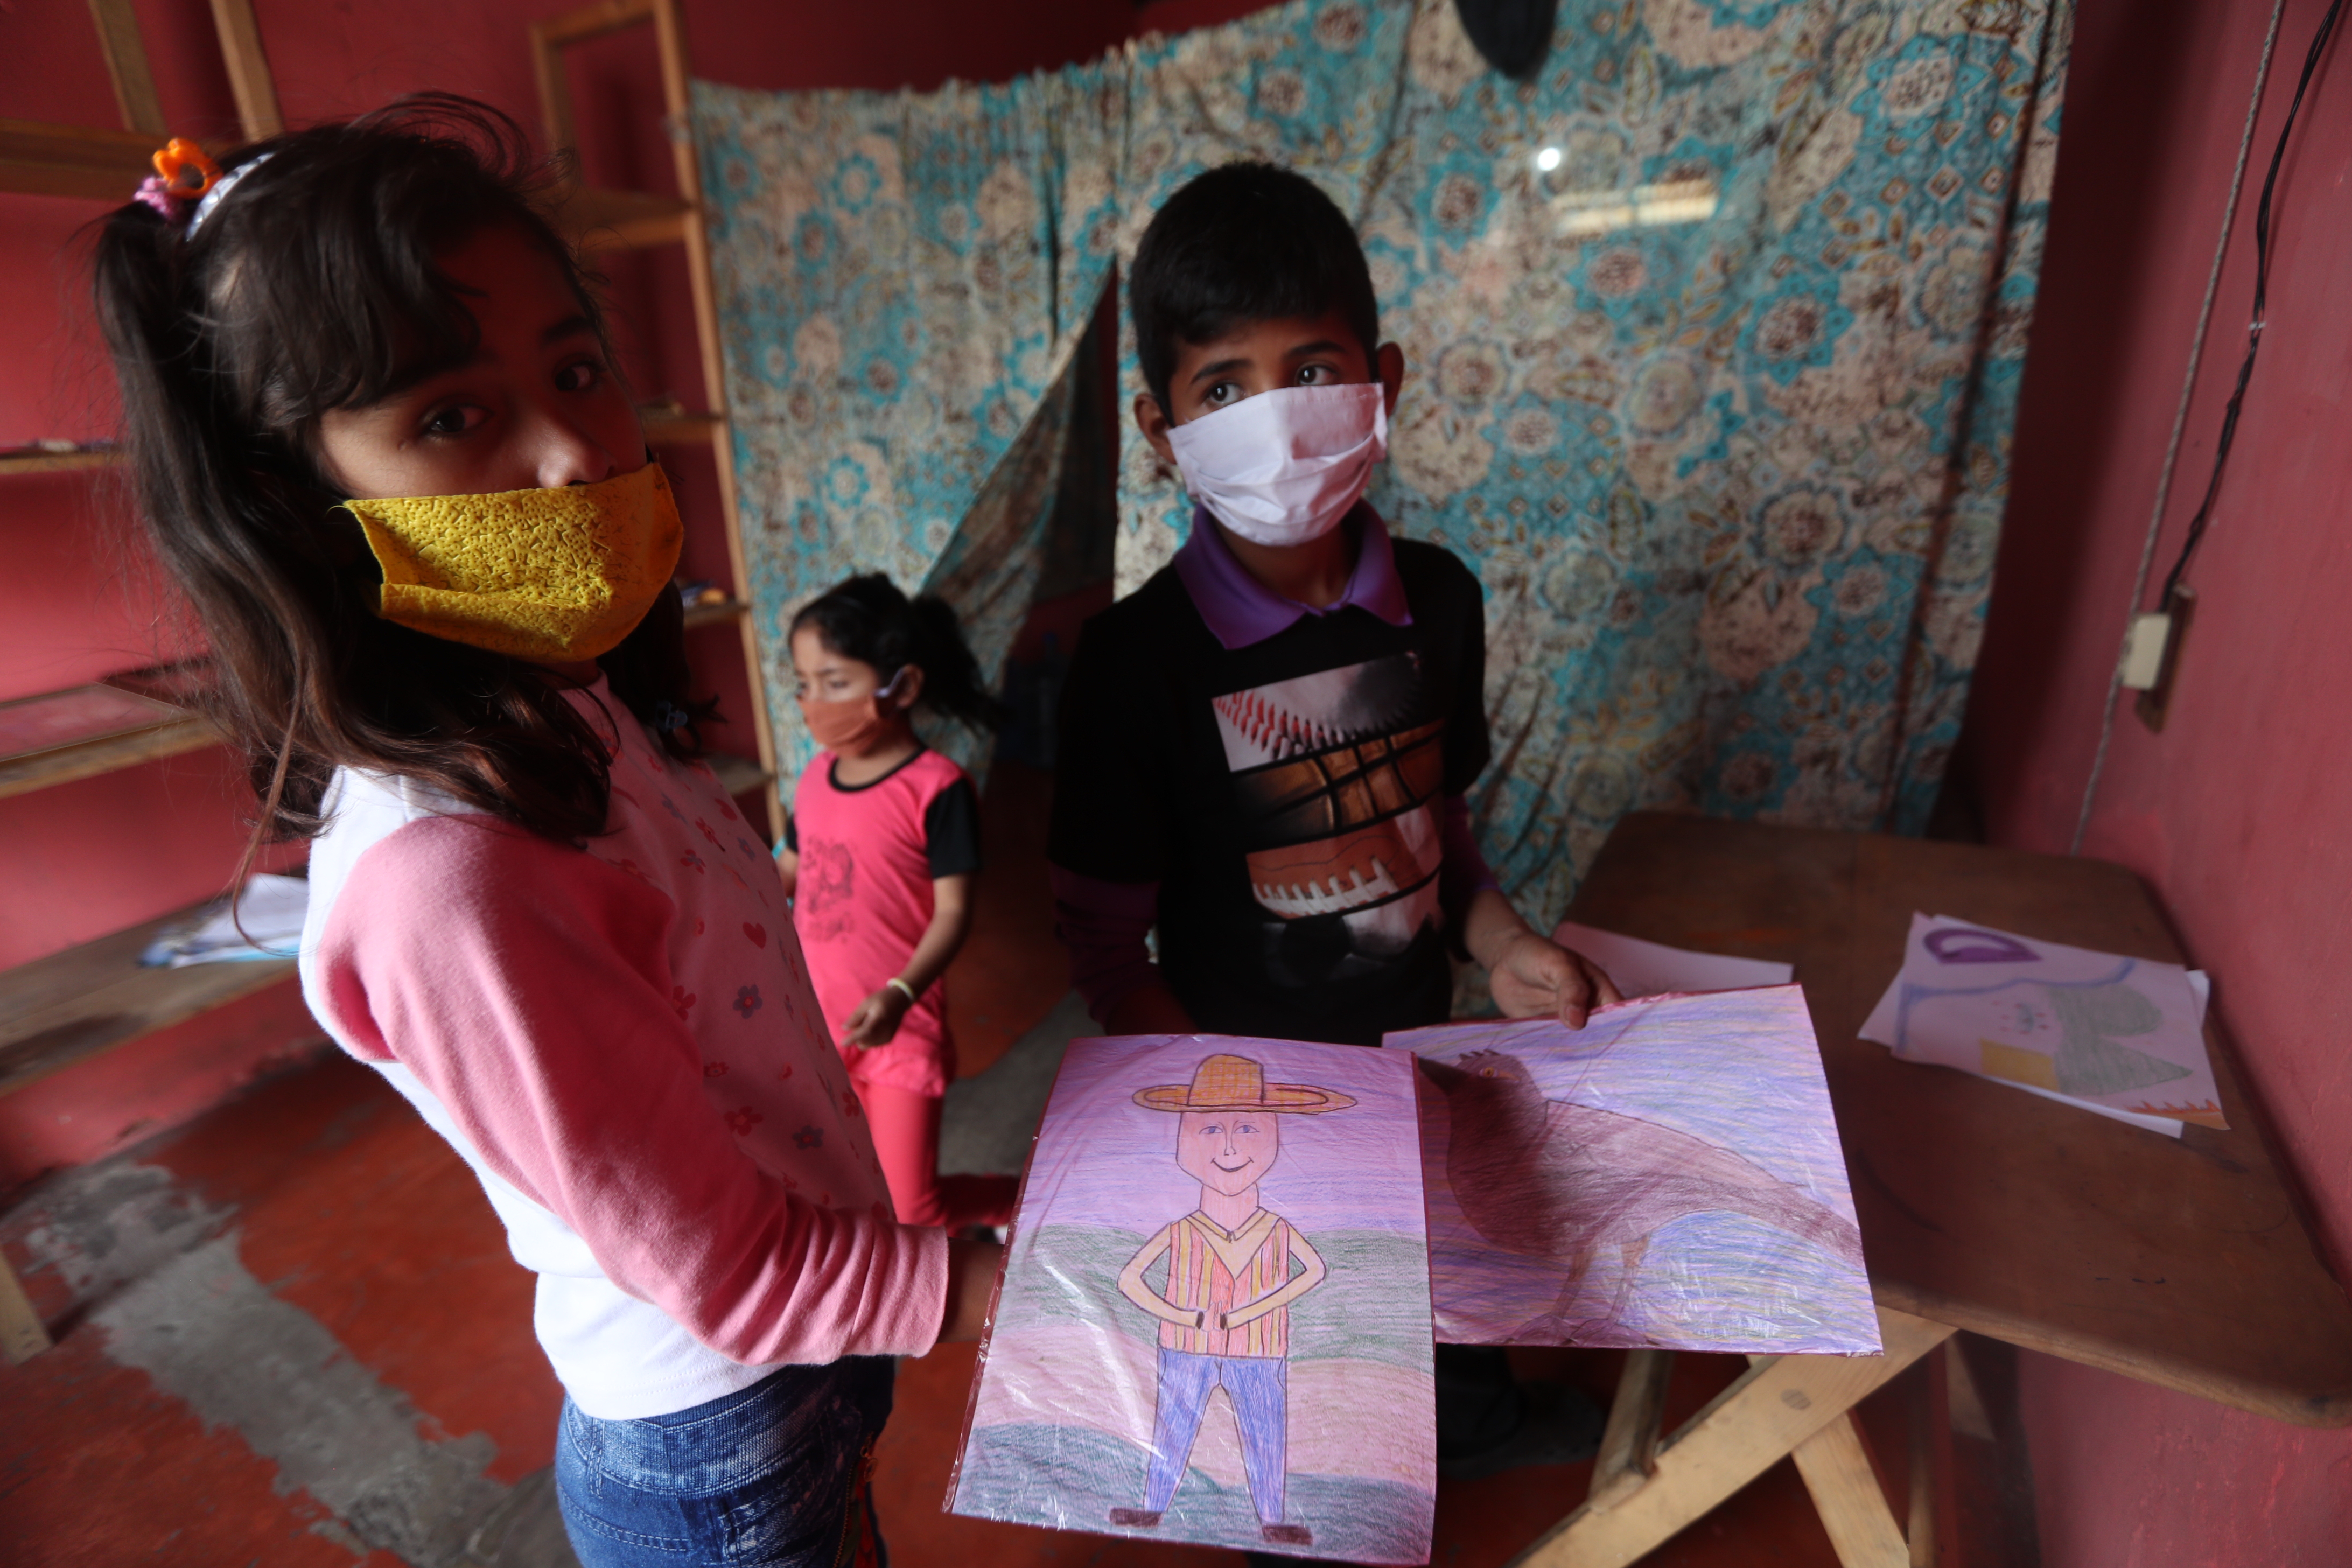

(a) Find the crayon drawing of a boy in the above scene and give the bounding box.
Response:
[1108,1052,1355,1549]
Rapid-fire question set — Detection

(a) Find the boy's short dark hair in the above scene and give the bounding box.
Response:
[1129,161,1380,415]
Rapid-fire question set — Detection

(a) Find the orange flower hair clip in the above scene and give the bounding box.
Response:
[153,138,222,197]
[133,137,223,223]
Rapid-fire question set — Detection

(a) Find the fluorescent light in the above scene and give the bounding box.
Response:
[1551,178,1719,236]
[1535,145,1563,172]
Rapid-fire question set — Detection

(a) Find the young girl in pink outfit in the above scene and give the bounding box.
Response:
[92,97,996,1568]
[775,576,1019,1233]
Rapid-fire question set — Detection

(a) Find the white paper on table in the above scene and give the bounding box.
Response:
[1859,914,2224,1133]
[1551,921,1795,999]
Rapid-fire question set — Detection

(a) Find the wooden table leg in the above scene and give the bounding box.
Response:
[1587,1349,1676,1511]
[1908,1341,1954,1567]
[1790,1413,1907,1567]
[1,1250,52,1363]
[1944,1337,1994,1441]
[1508,1307,1954,1568]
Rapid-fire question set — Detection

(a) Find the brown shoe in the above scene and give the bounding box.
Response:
[1109,1508,1163,1527]
[1260,1523,1314,1546]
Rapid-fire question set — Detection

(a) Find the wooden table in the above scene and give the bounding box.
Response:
[1511,813,2352,1567]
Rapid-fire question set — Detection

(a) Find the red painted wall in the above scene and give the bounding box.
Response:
[19,0,2337,1553]
[0,0,1270,1182]
[1961,0,2352,1557]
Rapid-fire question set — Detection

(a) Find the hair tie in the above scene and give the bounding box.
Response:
[132,137,220,222]
[653,699,690,733]
[132,142,271,236]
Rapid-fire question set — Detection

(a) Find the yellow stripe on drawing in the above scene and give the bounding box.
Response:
[1978,1039,2060,1090]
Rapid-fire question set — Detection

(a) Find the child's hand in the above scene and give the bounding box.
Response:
[841,984,912,1048]
[937,1237,1006,1343]
[1490,933,1623,1029]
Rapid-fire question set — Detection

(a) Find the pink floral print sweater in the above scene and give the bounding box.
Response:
[298,682,948,1419]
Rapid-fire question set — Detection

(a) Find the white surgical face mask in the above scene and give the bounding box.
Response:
[1165,381,1389,548]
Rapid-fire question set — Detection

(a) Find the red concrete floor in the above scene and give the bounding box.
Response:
[943,758,1069,1080]
[0,760,2028,1566]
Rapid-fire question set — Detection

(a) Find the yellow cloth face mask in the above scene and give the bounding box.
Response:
[343,462,684,663]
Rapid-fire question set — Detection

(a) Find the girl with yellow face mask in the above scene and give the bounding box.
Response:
[95,96,998,1568]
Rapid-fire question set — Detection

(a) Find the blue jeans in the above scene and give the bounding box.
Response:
[1143,1347,1290,1524]
[555,1358,894,1567]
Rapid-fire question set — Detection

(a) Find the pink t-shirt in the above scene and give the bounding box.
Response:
[298,682,948,1420]
[790,747,978,1098]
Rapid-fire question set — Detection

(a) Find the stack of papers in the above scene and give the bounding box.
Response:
[1859,913,2223,1137]
[139,873,309,967]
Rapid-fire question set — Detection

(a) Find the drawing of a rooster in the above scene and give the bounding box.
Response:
[1422,1049,1867,1341]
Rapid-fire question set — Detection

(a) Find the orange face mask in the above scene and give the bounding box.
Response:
[798,667,909,753]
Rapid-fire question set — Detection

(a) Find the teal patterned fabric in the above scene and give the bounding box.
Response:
[692,67,1123,777]
[695,0,2069,922]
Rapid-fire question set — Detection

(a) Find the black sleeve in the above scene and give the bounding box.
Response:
[923,778,982,878]
[783,814,799,852]
[1427,545,1492,795]
[1046,603,1171,883]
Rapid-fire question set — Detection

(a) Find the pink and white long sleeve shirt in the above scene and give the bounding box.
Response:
[298,682,949,1419]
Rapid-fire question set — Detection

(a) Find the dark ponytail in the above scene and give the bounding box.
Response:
[89,93,716,860]
[789,575,1009,733]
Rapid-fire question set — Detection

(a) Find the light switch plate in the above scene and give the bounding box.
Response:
[2119,612,2172,690]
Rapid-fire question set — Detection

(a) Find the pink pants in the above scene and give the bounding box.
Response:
[854,1081,1018,1231]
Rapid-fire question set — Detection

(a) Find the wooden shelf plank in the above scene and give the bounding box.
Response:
[0,902,297,1096]
[0,680,224,802]
[546,185,692,252]
[89,0,167,138]
[0,117,159,201]
[681,597,747,631]
[0,447,122,475]
[537,0,659,50]
[641,408,724,445]
[0,713,221,799]
[211,0,285,141]
[710,752,774,800]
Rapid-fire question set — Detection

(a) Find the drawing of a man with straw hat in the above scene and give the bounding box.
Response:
[1108,1052,1355,1548]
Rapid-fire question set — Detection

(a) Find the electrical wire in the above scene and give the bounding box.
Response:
[2158,0,2346,608]
[2069,0,2293,853]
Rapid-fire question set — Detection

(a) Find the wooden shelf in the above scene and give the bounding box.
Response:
[710,752,774,800]
[0,681,223,802]
[533,0,786,840]
[546,184,694,252]
[642,407,724,446]
[0,117,158,201]
[0,447,121,476]
[0,712,219,799]
[0,901,297,1096]
[681,597,747,631]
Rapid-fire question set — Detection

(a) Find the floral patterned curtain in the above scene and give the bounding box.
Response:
[694,66,1123,776]
[696,0,2069,921]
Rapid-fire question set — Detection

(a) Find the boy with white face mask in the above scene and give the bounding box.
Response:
[1048,162,1621,1501]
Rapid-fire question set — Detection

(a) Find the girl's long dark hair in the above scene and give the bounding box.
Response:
[790,575,1009,733]
[92,94,716,860]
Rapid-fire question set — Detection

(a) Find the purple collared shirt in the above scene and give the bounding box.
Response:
[1170,501,1412,650]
